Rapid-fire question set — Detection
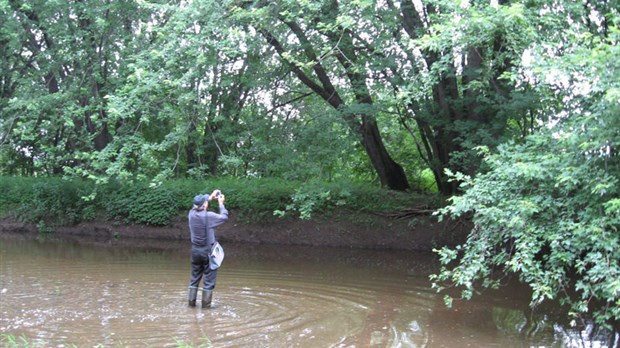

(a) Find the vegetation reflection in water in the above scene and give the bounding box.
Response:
[0,237,617,347]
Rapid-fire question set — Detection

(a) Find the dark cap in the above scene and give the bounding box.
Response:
[193,194,209,207]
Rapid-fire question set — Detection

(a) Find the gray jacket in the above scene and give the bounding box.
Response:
[188,203,228,247]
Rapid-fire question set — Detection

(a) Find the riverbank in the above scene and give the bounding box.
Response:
[0,209,469,251]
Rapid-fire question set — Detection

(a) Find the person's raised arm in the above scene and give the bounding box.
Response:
[209,193,228,226]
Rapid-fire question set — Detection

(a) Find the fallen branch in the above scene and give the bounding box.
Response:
[377,206,436,219]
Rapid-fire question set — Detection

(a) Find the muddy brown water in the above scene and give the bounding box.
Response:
[0,236,617,347]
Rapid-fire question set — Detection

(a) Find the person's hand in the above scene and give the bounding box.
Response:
[210,189,221,201]
[218,194,225,204]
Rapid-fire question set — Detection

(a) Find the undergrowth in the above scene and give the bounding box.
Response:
[0,176,437,228]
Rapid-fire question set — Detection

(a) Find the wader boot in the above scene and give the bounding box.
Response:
[188,287,198,307]
[201,289,213,308]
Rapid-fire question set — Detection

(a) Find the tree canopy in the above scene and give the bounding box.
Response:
[433,2,620,327]
[1,0,547,191]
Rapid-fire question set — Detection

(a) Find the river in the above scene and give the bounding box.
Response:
[0,235,617,347]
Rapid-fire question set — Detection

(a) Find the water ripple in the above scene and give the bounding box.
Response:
[1,238,605,347]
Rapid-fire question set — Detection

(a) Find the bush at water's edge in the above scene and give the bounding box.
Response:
[0,176,440,229]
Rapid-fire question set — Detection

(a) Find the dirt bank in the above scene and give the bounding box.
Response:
[0,209,469,251]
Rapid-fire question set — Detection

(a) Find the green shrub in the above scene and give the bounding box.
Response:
[0,176,39,216]
[273,179,433,219]
[104,182,178,226]
[224,177,296,222]
[0,176,438,227]
[15,178,96,226]
[162,179,207,209]
[163,177,295,223]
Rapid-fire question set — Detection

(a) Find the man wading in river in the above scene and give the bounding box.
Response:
[188,190,228,308]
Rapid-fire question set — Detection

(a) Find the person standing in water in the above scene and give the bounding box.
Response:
[188,189,228,308]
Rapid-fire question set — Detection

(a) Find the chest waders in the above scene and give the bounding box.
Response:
[188,213,215,308]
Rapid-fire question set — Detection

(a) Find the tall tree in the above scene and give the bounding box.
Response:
[432,0,620,328]
[0,0,156,175]
[376,0,540,195]
[231,0,410,190]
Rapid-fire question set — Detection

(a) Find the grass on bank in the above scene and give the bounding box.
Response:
[0,176,440,229]
[0,334,79,348]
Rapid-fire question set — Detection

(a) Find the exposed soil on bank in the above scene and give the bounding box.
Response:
[0,209,470,251]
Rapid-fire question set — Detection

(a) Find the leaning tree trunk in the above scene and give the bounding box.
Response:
[322,9,409,191]
[259,21,410,191]
[361,117,409,190]
[395,0,499,196]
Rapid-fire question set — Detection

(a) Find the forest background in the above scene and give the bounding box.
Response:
[1,0,618,328]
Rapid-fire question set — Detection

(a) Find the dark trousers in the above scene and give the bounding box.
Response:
[189,245,217,290]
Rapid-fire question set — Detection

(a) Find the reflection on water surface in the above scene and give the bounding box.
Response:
[0,236,617,347]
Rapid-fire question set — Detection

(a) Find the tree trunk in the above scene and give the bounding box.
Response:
[260,17,410,190]
[361,118,409,190]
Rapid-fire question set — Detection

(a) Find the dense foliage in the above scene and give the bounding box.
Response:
[433,10,620,327]
[0,176,425,228]
[1,0,546,193]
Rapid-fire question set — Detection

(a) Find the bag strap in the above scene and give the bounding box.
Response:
[202,210,209,247]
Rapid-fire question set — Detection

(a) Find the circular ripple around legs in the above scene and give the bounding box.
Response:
[192,272,380,347]
[1,240,442,348]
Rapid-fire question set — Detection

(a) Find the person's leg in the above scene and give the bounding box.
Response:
[201,258,218,308]
[188,248,204,307]
[202,267,217,290]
